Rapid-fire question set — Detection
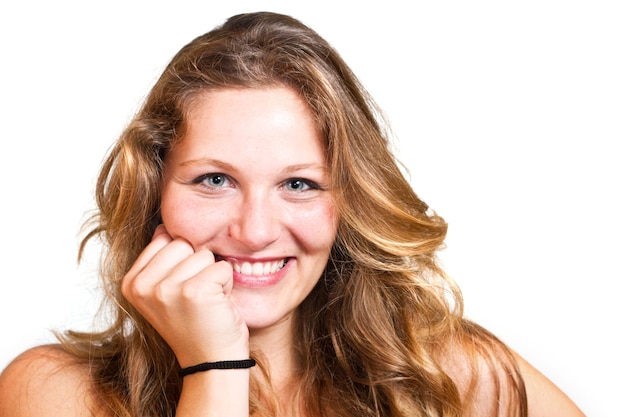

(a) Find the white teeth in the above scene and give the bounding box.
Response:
[231,259,286,276]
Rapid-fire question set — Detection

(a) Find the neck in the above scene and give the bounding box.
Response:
[249,313,309,416]
[249,314,299,388]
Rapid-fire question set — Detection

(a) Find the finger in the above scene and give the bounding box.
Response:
[150,249,219,300]
[121,235,173,300]
[179,260,235,304]
[200,258,233,293]
[215,260,234,295]
[152,223,168,239]
[124,227,174,280]
[124,239,197,298]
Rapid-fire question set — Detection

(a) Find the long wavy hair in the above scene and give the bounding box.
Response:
[60,11,527,417]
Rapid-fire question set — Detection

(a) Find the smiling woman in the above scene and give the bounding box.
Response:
[0,10,586,417]
[157,87,338,333]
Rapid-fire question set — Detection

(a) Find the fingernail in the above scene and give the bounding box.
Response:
[153,224,166,237]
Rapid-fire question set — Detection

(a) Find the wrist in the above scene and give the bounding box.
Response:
[176,344,250,369]
[179,359,256,377]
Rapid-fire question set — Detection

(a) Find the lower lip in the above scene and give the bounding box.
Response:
[232,259,291,289]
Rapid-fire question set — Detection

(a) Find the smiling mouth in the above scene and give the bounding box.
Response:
[215,255,288,276]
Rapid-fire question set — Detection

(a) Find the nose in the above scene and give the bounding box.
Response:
[228,191,281,251]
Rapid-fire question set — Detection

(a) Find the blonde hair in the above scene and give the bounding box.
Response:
[61,12,527,416]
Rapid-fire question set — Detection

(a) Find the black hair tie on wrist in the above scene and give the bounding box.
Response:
[179,359,256,377]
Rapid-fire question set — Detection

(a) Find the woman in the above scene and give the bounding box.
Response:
[0,11,584,417]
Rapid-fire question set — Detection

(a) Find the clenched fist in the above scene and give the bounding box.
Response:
[121,225,249,367]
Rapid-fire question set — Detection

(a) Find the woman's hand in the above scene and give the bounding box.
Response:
[121,225,249,367]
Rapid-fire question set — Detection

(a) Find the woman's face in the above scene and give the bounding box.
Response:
[160,86,338,332]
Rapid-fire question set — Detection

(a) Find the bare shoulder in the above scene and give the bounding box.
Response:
[0,344,103,417]
[511,349,586,417]
[438,331,586,417]
[438,336,517,416]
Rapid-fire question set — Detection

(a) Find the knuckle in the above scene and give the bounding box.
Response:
[122,272,154,301]
[194,248,216,264]
[180,279,203,301]
[170,238,195,256]
[153,280,173,303]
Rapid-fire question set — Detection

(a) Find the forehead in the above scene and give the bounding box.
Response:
[190,86,312,128]
[171,86,327,167]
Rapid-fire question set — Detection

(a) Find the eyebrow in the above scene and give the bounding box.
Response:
[180,158,329,174]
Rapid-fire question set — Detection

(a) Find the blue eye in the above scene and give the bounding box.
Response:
[285,178,318,192]
[195,173,231,188]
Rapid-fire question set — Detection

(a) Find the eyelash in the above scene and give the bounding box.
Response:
[284,178,321,192]
[192,173,322,192]
[193,173,232,188]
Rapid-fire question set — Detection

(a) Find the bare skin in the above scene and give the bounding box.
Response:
[0,87,586,417]
[0,343,586,416]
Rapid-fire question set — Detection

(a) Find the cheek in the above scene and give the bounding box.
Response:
[160,193,226,242]
[159,197,192,239]
[293,201,338,250]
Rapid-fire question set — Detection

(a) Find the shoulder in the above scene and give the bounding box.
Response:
[438,322,586,416]
[437,330,520,416]
[0,344,105,417]
[510,350,586,417]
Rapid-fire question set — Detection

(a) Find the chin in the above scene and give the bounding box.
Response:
[234,295,295,332]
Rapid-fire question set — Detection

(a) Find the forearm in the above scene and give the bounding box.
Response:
[176,369,251,417]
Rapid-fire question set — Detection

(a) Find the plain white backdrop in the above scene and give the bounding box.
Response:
[1,1,623,416]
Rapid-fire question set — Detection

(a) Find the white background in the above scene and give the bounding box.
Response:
[1,1,624,416]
